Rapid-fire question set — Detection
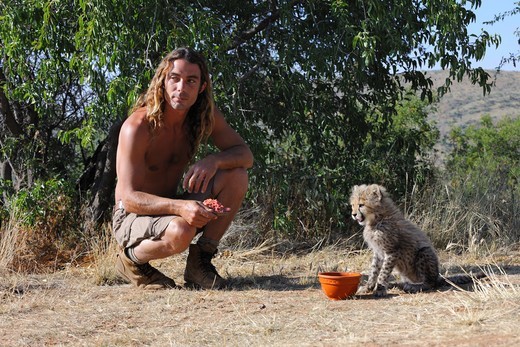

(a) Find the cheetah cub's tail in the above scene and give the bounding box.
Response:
[437,272,487,288]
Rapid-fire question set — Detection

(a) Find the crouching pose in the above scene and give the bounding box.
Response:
[350,184,483,297]
[113,47,253,290]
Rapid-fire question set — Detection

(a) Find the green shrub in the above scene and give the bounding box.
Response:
[447,115,519,189]
[4,178,80,241]
[248,93,438,243]
[407,115,520,251]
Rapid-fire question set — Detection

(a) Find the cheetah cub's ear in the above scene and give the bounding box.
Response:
[367,184,385,202]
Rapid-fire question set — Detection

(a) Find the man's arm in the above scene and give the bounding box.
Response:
[183,107,254,193]
[209,107,254,168]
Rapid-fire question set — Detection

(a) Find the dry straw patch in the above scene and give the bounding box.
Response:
[1,239,519,347]
[88,224,121,286]
[0,216,24,274]
[0,205,83,274]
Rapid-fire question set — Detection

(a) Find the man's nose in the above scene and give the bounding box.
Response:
[177,79,186,91]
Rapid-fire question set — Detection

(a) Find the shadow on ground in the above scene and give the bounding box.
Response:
[224,264,520,294]
[228,274,320,291]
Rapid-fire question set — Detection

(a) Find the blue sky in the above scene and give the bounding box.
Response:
[467,0,519,70]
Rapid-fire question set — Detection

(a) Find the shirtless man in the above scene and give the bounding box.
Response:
[113,47,253,290]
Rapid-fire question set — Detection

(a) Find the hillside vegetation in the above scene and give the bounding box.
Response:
[427,70,520,139]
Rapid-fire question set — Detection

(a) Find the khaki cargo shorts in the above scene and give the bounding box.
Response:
[112,208,177,249]
[112,181,214,248]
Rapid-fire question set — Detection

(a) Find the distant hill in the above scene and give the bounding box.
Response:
[426,70,520,139]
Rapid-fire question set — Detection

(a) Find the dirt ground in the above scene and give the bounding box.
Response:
[1,246,519,347]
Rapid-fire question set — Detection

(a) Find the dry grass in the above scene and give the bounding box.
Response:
[0,208,27,275]
[403,179,518,254]
[1,236,519,347]
[0,221,18,273]
[0,205,84,274]
[88,224,121,286]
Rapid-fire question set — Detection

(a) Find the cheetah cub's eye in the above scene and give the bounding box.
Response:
[358,204,364,208]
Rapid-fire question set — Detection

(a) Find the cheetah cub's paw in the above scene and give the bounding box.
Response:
[373,284,388,298]
[357,284,374,294]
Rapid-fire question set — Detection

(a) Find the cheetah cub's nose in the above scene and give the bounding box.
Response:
[352,212,365,225]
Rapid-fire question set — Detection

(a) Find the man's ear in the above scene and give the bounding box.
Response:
[199,82,207,94]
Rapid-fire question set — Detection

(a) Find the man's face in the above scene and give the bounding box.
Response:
[164,58,206,111]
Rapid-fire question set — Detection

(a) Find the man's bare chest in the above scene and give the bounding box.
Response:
[144,133,190,173]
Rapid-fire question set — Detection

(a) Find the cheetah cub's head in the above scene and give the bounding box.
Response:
[349,184,387,226]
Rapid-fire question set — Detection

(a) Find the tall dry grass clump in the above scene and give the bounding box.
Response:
[445,266,520,328]
[88,223,121,285]
[404,173,519,254]
[0,214,81,273]
[0,207,27,275]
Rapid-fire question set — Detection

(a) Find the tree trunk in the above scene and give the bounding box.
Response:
[0,160,12,203]
[78,120,122,228]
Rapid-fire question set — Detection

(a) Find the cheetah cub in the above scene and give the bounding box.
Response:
[350,184,479,298]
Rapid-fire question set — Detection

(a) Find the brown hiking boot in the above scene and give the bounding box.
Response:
[184,243,227,289]
[116,248,178,290]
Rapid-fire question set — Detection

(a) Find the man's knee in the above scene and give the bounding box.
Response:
[163,219,196,254]
[217,168,249,195]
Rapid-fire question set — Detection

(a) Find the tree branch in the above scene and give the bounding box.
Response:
[226,0,303,51]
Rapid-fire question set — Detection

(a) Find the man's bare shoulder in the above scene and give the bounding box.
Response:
[121,107,150,137]
[126,107,149,125]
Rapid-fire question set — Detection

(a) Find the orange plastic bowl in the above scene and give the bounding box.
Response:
[318,272,362,300]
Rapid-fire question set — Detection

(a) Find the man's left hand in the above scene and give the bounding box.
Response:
[182,156,218,193]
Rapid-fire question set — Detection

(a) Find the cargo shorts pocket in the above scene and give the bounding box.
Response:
[112,208,138,248]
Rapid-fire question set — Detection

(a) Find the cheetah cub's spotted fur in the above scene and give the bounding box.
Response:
[350,184,474,298]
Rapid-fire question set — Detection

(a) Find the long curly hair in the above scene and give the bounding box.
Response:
[131,47,215,160]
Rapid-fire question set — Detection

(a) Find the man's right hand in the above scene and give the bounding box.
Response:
[180,200,218,229]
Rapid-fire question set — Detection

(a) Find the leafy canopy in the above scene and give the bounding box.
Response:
[0,0,502,238]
